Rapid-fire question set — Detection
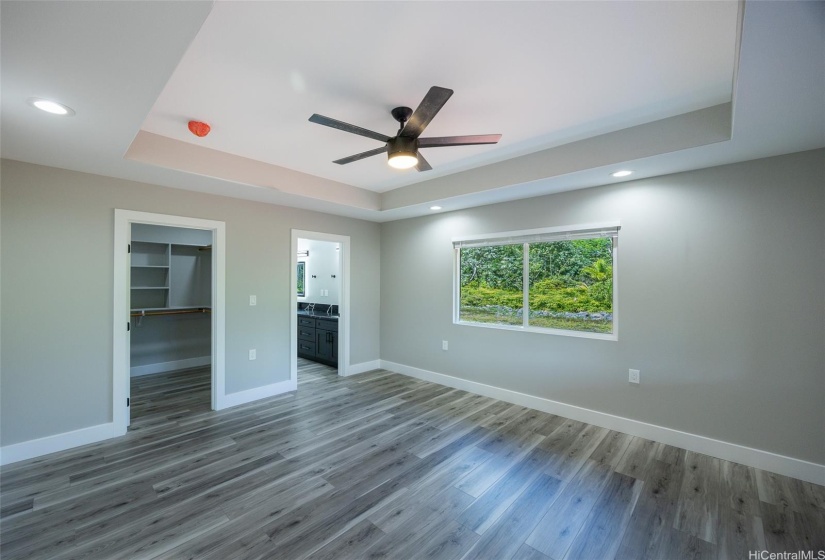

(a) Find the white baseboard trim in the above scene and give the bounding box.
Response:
[0,423,115,466]
[218,378,296,410]
[380,360,825,486]
[130,356,211,377]
[342,360,382,377]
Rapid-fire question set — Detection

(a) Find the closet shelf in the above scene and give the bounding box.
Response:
[130,306,211,317]
[131,265,169,269]
[131,238,210,311]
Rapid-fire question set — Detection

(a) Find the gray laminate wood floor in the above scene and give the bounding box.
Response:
[1,360,824,559]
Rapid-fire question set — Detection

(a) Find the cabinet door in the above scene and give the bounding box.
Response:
[330,331,338,361]
[316,329,333,359]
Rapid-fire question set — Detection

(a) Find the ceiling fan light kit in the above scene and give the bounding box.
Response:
[309,86,501,172]
[388,153,418,169]
[387,133,419,169]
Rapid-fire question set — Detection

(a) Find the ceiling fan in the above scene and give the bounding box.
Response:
[309,86,501,172]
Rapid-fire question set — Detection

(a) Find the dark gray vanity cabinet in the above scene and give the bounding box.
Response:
[297,315,317,359]
[315,318,338,364]
[297,314,338,367]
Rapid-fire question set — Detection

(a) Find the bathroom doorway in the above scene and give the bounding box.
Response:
[290,230,350,383]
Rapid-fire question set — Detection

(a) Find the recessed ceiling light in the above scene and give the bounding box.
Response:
[610,170,633,178]
[28,98,75,116]
[430,206,442,211]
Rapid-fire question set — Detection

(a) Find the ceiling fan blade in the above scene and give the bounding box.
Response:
[415,153,432,172]
[418,134,502,148]
[333,146,388,165]
[400,86,454,139]
[309,114,391,143]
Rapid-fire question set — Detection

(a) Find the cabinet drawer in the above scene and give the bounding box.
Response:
[297,316,315,328]
[315,318,338,332]
[298,327,315,341]
[297,340,316,356]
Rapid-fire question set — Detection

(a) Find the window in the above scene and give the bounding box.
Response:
[454,223,619,339]
[297,262,306,297]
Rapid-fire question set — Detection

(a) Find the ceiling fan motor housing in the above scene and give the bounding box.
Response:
[388,135,418,158]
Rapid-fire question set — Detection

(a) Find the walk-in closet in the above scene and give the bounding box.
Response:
[129,224,213,425]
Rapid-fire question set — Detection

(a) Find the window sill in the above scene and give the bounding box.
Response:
[455,320,618,341]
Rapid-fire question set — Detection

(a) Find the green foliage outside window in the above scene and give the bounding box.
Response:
[297,262,305,297]
[459,238,614,333]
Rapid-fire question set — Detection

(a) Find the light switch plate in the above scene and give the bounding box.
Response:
[249,295,257,306]
[249,349,256,360]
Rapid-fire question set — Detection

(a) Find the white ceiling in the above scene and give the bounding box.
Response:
[141,1,738,193]
[1,1,823,222]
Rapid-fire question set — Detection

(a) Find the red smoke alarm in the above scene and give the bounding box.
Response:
[188,121,211,137]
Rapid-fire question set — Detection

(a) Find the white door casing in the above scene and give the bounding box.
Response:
[113,210,226,436]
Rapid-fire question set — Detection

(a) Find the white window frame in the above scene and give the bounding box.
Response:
[453,221,620,341]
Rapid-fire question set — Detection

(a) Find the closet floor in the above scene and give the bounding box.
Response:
[130,366,212,428]
[1,361,823,559]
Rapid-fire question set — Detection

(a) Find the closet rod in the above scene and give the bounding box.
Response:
[130,308,211,317]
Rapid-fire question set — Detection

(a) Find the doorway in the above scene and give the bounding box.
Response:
[291,230,350,383]
[113,210,226,437]
[128,224,213,427]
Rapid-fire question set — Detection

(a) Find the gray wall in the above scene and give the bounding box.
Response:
[380,149,825,465]
[129,313,211,370]
[131,223,212,246]
[0,159,381,446]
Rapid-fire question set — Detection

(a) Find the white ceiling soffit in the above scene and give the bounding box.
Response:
[2,2,824,222]
[126,131,381,211]
[0,1,213,184]
[126,102,731,212]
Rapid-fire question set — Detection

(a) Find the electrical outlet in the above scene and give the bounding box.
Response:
[249,349,256,361]
[442,340,449,351]
[629,369,640,384]
[249,295,257,306]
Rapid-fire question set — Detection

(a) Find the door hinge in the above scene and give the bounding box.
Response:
[128,243,131,254]
[127,322,130,332]
[127,397,130,407]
